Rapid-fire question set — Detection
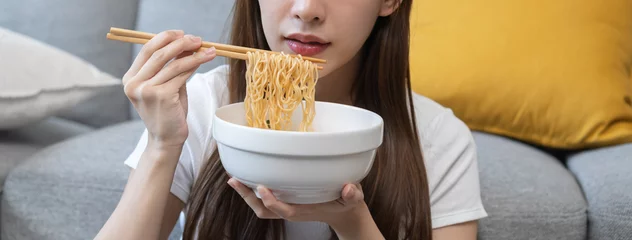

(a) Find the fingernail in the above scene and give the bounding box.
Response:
[186,35,201,43]
[205,47,216,55]
[256,186,268,196]
[344,185,353,197]
[227,179,235,188]
[347,188,355,198]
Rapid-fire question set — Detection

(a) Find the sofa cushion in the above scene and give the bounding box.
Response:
[129,0,234,120]
[473,132,587,240]
[134,0,235,74]
[567,143,632,240]
[0,117,94,192]
[0,27,123,130]
[4,117,95,147]
[0,0,139,127]
[0,142,40,193]
[1,120,182,240]
[409,0,632,149]
[130,0,235,119]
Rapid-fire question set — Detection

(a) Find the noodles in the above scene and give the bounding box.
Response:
[244,51,319,132]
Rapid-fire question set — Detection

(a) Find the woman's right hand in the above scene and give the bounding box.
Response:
[122,30,216,151]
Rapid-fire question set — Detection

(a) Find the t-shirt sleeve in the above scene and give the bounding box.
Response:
[421,109,488,229]
[123,68,228,204]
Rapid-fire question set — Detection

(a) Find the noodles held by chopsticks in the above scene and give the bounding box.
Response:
[244,51,318,132]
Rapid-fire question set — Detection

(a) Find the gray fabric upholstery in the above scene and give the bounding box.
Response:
[567,143,632,240]
[0,143,40,193]
[130,0,235,120]
[134,0,234,74]
[4,117,94,147]
[0,141,40,234]
[0,117,94,192]
[56,86,129,128]
[473,132,588,240]
[1,121,182,240]
[6,0,629,239]
[0,0,137,127]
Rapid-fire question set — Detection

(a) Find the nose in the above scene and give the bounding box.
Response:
[291,0,325,24]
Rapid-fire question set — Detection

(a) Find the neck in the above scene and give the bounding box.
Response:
[314,53,362,106]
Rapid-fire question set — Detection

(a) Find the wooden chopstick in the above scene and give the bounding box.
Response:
[106,33,324,71]
[109,27,327,64]
[106,33,251,62]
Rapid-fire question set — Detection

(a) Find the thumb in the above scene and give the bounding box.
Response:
[342,184,364,203]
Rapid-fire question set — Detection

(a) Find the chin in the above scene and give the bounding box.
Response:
[316,61,335,78]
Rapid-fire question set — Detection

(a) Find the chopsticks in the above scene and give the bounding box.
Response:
[106,27,326,70]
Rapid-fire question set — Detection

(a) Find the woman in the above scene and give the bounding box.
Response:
[95,0,487,239]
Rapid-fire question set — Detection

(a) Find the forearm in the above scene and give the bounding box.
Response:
[95,145,181,240]
[330,204,385,240]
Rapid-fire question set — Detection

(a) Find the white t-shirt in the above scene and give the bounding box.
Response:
[124,65,488,238]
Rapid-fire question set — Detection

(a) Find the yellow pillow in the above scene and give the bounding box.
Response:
[410,0,632,149]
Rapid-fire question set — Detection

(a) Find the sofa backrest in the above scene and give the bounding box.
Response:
[135,0,234,74]
[0,0,235,126]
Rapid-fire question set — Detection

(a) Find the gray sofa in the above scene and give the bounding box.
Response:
[1,0,631,240]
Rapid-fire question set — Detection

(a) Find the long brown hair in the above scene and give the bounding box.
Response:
[183,0,431,239]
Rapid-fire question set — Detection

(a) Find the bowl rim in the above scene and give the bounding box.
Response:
[213,101,384,137]
[212,101,384,156]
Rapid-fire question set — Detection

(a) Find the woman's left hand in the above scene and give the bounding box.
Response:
[227,177,367,226]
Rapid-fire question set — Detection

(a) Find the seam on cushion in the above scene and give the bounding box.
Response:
[486,214,587,223]
[467,123,632,149]
[488,209,587,219]
[589,212,632,221]
[12,179,129,192]
[488,215,587,222]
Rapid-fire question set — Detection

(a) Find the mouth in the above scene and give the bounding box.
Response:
[285,33,331,57]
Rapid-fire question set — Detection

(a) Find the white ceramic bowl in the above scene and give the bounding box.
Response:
[212,101,384,204]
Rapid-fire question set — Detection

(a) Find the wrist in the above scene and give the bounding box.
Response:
[147,139,184,154]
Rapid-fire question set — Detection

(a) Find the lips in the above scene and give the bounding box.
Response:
[285,33,330,57]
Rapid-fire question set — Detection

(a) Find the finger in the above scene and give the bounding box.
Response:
[154,50,192,87]
[124,30,184,83]
[342,184,364,203]
[135,34,204,83]
[149,47,216,86]
[227,178,279,219]
[175,51,192,60]
[258,186,299,219]
[325,184,362,208]
[155,67,195,100]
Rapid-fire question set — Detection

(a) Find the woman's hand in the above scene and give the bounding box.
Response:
[123,30,216,151]
[227,178,379,237]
